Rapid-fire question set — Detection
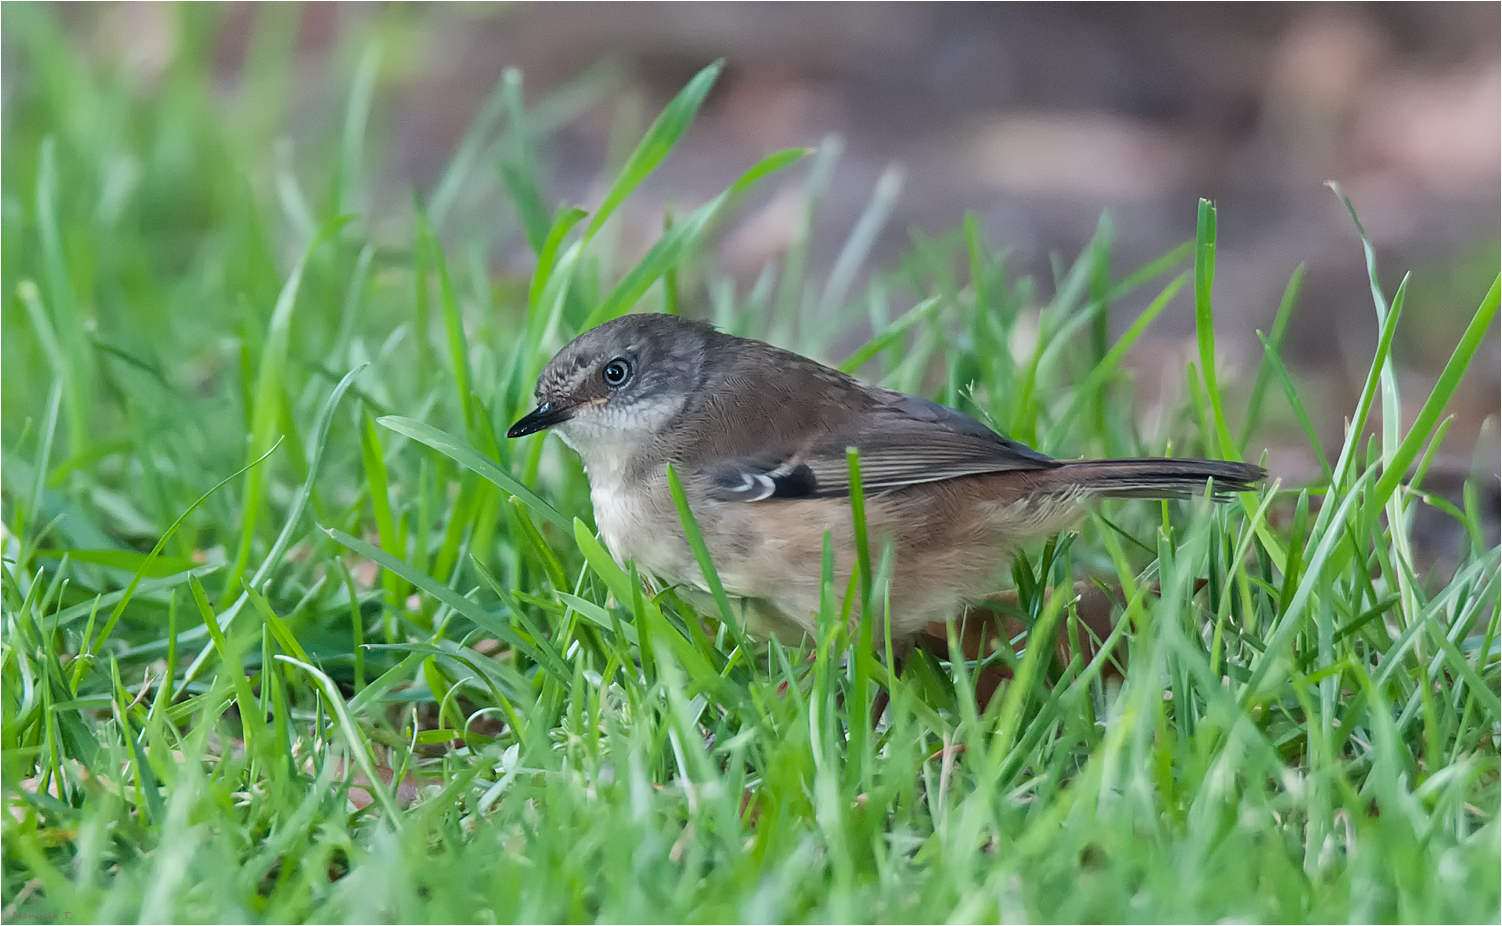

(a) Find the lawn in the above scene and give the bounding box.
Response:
[3,7,1499,923]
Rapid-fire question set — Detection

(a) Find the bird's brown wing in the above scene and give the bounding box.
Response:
[702,388,1059,502]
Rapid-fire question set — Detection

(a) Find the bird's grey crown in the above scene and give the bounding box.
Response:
[535,313,719,406]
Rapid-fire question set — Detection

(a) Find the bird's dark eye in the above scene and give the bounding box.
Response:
[602,358,632,388]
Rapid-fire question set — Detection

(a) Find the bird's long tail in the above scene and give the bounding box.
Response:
[1039,458,1265,500]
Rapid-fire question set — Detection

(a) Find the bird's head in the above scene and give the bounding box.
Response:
[507,314,717,459]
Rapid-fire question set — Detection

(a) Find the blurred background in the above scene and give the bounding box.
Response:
[8,2,1500,488]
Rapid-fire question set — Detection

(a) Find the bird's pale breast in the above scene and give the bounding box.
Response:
[587,469,703,589]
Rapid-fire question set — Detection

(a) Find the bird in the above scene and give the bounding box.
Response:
[508,313,1265,645]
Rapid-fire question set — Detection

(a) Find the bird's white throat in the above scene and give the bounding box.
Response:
[555,393,686,480]
[554,397,692,578]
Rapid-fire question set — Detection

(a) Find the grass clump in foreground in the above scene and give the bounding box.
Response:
[3,8,1500,923]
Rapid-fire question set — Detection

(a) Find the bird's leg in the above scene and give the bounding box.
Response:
[864,632,921,729]
[868,647,907,728]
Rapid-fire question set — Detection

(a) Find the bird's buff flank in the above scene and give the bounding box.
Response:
[509,313,1265,644]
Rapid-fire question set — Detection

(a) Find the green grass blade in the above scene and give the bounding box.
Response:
[664,464,736,629]
[252,363,365,588]
[337,43,381,216]
[274,655,403,823]
[1371,274,1499,507]
[1044,271,1187,449]
[837,295,941,374]
[360,406,402,583]
[819,165,903,315]
[32,549,198,578]
[187,575,270,765]
[527,205,590,319]
[88,439,283,657]
[582,60,724,242]
[570,518,717,684]
[1193,198,1237,461]
[1254,331,1332,479]
[34,137,90,451]
[243,582,311,664]
[377,416,571,531]
[429,71,511,230]
[415,207,474,431]
[225,216,351,598]
[324,527,560,683]
[499,68,550,254]
[1242,467,1373,702]
[21,379,63,560]
[1240,262,1305,449]
[584,147,808,328]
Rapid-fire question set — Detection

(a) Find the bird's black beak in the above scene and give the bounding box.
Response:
[507,401,573,438]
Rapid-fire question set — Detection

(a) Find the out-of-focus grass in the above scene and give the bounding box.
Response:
[3,6,1499,922]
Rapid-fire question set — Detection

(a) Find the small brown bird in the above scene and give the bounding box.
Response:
[509,314,1263,643]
